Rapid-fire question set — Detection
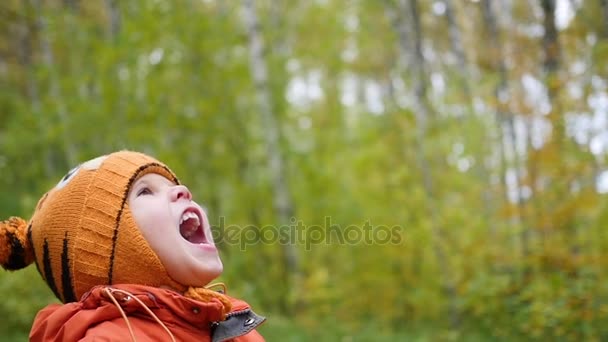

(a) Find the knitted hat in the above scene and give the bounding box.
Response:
[0,151,189,303]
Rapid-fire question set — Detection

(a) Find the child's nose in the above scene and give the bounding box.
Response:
[170,185,192,201]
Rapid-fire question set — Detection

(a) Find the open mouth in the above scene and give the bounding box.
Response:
[179,209,207,244]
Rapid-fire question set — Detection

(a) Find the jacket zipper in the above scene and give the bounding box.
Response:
[223,308,249,319]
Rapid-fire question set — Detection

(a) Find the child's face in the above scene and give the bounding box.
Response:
[128,173,223,287]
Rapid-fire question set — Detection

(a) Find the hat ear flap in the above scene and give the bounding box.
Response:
[0,217,35,270]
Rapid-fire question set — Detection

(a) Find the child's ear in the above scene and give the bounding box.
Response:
[0,217,35,270]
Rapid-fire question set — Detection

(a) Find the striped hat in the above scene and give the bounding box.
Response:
[0,151,187,302]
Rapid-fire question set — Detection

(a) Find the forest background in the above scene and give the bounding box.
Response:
[2,0,608,340]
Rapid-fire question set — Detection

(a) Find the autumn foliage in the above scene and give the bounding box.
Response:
[1,0,608,340]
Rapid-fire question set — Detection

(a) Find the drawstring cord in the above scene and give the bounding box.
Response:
[102,284,231,341]
[205,282,227,294]
[103,287,177,342]
[103,288,136,342]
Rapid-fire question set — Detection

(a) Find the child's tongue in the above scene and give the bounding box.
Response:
[179,219,205,244]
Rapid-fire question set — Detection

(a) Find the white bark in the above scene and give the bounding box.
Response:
[443,0,470,98]
[20,1,54,176]
[242,0,299,309]
[482,0,529,257]
[105,0,121,40]
[31,0,77,166]
[395,0,459,328]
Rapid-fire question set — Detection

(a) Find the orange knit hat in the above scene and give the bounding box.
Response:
[0,151,189,302]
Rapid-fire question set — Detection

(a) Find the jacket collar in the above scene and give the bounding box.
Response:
[83,284,229,327]
[81,284,265,340]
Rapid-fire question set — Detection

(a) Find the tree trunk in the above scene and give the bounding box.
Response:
[406,0,433,126]
[541,0,564,142]
[20,1,54,177]
[242,0,299,314]
[105,0,121,40]
[104,0,127,148]
[539,0,567,244]
[443,0,495,229]
[31,0,77,166]
[443,0,470,100]
[481,0,530,259]
[394,0,459,329]
[601,0,608,38]
[63,0,78,11]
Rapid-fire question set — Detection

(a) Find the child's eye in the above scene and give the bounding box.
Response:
[137,187,152,196]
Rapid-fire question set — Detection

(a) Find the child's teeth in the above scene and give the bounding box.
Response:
[180,212,200,226]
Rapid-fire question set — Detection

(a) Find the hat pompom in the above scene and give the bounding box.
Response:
[0,217,35,270]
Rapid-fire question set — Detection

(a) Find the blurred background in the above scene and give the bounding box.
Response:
[1,0,608,340]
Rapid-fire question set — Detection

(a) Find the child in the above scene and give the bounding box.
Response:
[0,151,265,341]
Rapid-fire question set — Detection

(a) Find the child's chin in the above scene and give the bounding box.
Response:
[201,265,224,283]
[185,268,224,287]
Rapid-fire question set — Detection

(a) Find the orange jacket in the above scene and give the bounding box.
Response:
[30,284,265,342]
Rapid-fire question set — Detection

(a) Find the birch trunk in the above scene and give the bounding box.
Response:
[63,0,78,10]
[443,0,496,228]
[105,0,121,40]
[443,0,470,100]
[394,0,459,328]
[540,0,566,242]
[481,0,531,261]
[31,0,77,166]
[242,0,299,313]
[104,0,127,148]
[21,1,54,177]
[541,0,564,142]
[602,0,608,37]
